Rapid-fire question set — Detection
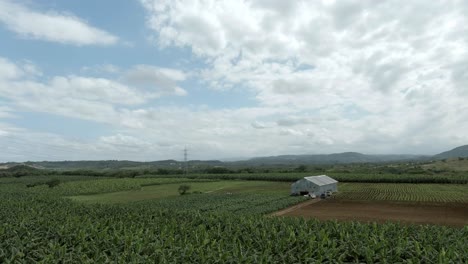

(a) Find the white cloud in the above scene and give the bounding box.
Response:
[123,65,188,96]
[138,0,468,156]
[49,76,152,105]
[1,76,150,112]
[0,126,139,161]
[0,0,118,45]
[277,116,315,127]
[0,57,23,80]
[81,64,121,74]
[251,121,268,129]
[0,106,14,118]
[99,134,152,152]
[21,60,42,77]
[0,57,188,125]
[2,1,468,161]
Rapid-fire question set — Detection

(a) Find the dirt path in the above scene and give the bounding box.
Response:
[274,200,468,227]
[270,198,322,216]
[204,187,224,193]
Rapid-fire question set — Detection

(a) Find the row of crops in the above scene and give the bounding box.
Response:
[1,181,467,263]
[142,192,307,215]
[144,172,468,184]
[3,170,467,185]
[0,175,103,185]
[19,177,215,196]
[336,183,468,204]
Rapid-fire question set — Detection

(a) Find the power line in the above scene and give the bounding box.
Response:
[184,146,188,176]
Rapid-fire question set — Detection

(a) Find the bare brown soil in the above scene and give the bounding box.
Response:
[276,199,468,227]
[271,198,322,216]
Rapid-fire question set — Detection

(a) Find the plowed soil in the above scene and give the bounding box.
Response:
[276,199,468,227]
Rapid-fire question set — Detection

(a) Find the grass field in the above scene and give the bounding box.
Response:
[69,180,291,203]
[24,177,215,196]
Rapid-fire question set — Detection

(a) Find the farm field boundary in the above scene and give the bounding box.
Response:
[141,172,468,184]
[336,183,468,204]
[274,183,468,226]
[278,200,468,227]
[69,180,293,204]
[1,178,467,262]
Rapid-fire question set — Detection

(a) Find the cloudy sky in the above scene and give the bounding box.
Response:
[0,0,467,162]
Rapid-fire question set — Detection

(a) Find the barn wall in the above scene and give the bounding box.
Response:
[291,179,312,194]
[291,179,338,195]
[316,183,337,195]
[291,180,308,194]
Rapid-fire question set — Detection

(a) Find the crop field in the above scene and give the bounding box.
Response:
[0,175,104,185]
[336,183,468,204]
[69,178,468,204]
[278,183,468,227]
[0,176,467,263]
[151,171,468,184]
[24,177,216,196]
[70,180,292,204]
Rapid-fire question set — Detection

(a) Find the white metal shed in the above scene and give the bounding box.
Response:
[291,175,338,196]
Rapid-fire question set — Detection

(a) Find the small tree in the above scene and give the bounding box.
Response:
[46,179,61,188]
[295,165,307,172]
[178,184,191,195]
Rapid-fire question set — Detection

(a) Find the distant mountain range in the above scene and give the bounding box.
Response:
[239,145,468,166]
[1,145,468,170]
[432,145,468,160]
[236,152,427,166]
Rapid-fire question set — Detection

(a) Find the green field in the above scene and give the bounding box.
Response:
[70,180,291,203]
[1,176,467,263]
[23,177,215,196]
[336,183,468,204]
[0,175,104,185]
[141,171,468,184]
[422,158,468,171]
[69,181,468,205]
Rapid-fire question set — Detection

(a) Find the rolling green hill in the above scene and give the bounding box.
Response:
[3,145,468,170]
[433,145,468,159]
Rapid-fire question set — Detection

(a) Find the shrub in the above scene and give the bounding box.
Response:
[45,179,61,188]
[178,185,191,195]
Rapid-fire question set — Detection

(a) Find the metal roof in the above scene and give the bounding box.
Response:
[304,175,337,186]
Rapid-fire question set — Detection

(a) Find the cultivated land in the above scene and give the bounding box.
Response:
[277,183,468,226]
[333,183,468,203]
[69,180,292,204]
[1,174,467,262]
[281,201,468,227]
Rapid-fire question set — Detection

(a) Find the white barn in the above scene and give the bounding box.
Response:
[291,175,338,196]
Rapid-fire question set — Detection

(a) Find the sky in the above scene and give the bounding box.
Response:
[0,0,467,162]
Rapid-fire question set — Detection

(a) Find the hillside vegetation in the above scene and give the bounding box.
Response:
[422,158,468,172]
[433,145,468,159]
[2,144,468,171]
